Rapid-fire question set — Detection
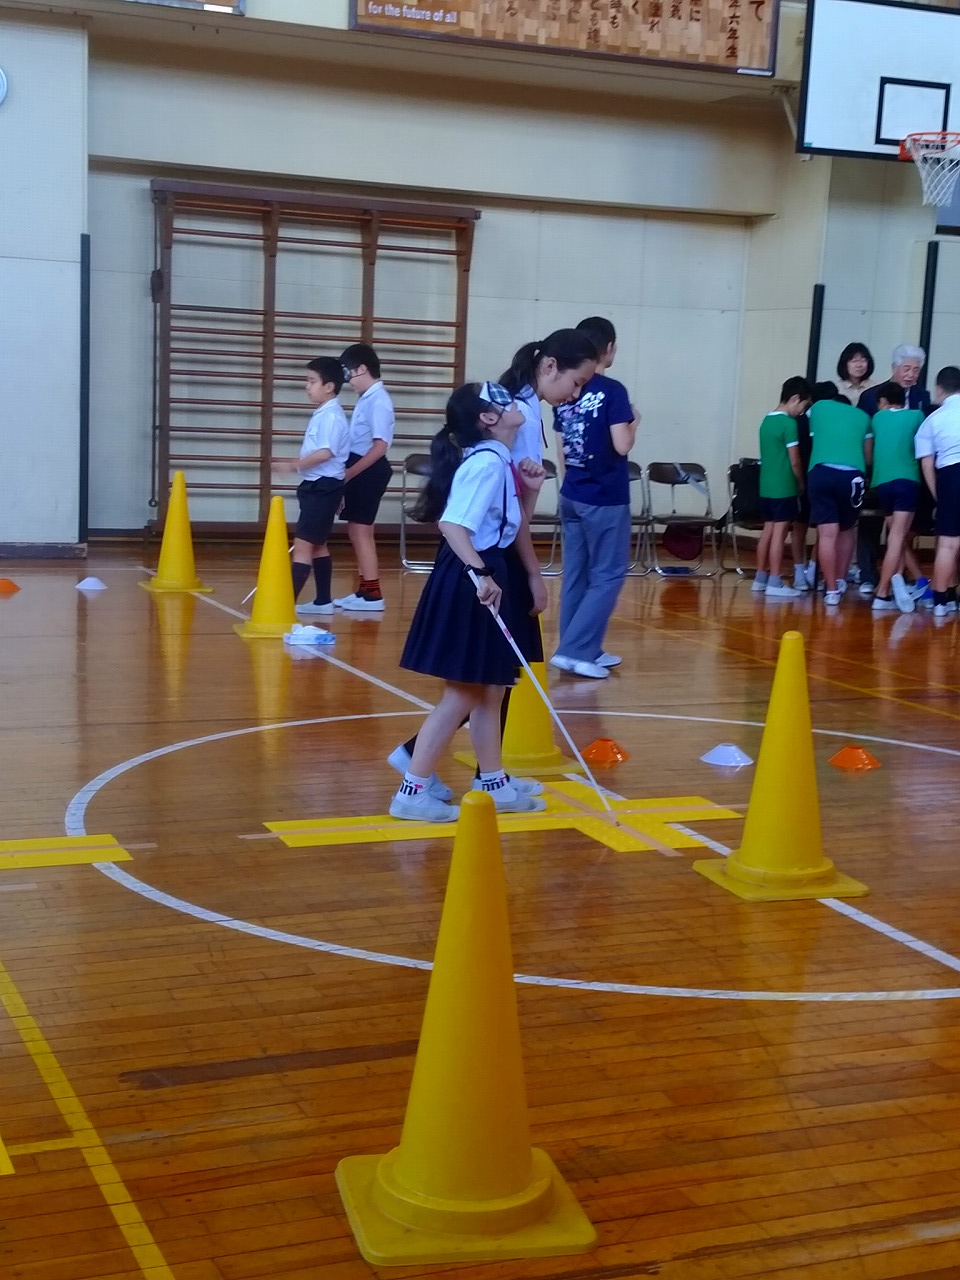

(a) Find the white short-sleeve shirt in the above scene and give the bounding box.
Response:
[299,399,351,481]
[915,394,960,468]
[441,440,520,551]
[512,385,544,465]
[347,380,395,455]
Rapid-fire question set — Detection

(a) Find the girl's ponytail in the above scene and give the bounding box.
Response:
[411,384,487,523]
[500,328,597,396]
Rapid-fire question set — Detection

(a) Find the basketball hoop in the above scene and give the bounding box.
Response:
[899,132,960,207]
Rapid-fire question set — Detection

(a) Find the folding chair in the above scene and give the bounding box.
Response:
[626,460,652,575]
[645,461,723,577]
[398,453,436,572]
[725,458,764,575]
[529,458,563,575]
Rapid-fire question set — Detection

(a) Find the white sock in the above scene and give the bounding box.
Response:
[479,770,509,791]
[399,771,430,797]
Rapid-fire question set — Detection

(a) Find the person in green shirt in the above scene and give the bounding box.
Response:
[808,388,873,605]
[753,376,812,599]
[869,381,925,614]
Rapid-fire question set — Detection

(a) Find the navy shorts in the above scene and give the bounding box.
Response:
[874,479,920,515]
[340,452,392,525]
[935,462,960,538]
[296,478,344,545]
[808,465,865,531]
[761,496,799,523]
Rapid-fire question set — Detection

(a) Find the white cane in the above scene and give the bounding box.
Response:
[468,570,620,824]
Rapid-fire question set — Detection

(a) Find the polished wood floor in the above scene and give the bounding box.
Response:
[2,546,960,1280]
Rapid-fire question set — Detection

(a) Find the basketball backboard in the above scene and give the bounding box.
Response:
[798,0,960,161]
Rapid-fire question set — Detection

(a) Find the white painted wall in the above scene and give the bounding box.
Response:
[88,171,748,528]
[818,157,936,386]
[0,20,87,545]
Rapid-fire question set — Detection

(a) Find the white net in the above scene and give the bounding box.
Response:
[903,133,960,207]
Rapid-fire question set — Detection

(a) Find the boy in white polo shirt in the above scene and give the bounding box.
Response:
[272,356,351,615]
[915,365,960,618]
[333,343,395,612]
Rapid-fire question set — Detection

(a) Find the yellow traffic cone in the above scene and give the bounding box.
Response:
[693,630,868,901]
[233,496,297,639]
[336,791,596,1265]
[141,471,211,594]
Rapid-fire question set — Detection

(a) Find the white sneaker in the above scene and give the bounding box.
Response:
[933,603,950,619]
[479,781,547,813]
[751,574,769,593]
[595,652,622,667]
[765,582,801,599]
[342,594,385,612]
[858,582,876,598]
[569,659,610,679]
[837,579,848,596]
[804,561,817,589]
[890,573,915,614]
[472,775,544,798]
[333,593,361,609]
[824,590,842,606]
[792,570,811,592]
[389,789,459,823]
[551,653,609,678]
[871,595,897,613]
[386,744,454,803]
[296,601,335,615]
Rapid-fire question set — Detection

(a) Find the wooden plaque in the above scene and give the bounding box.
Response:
[352,0,778,74]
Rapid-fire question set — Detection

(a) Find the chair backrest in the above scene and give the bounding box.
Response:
[404,453,433,479]
[646,462,713,516]
[727,458,763,523]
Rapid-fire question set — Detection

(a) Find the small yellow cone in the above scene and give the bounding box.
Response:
[141,471,211,594]
[336,792,596,1265]
[233,496,297,639]
[693,630,868,901]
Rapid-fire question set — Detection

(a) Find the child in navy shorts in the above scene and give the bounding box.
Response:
[272,356,350,615]
[390,383,548,823]
[915,366,960,618]
[333,343,395,612]
[868,380,925,614]
[753,376,811,599]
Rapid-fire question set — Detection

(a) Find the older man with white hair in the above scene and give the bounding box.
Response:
[854,345,932,592]
[857,345,931,418]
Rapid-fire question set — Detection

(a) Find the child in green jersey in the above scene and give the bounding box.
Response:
[753,376,812,599]
[869,381,925,614]
[808,388,873,605]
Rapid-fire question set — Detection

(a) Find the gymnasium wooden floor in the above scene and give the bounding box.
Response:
[2,545,960,1280]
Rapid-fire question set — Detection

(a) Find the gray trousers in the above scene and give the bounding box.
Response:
[557,498,631,662]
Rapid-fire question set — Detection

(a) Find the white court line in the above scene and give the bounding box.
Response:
[312,649,433,710]
[66,712,960,1004]
[669,823,960,978]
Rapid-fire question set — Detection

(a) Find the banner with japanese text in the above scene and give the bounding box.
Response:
[351,0,776,74]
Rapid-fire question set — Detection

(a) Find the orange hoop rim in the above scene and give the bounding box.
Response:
[898,131,960,161]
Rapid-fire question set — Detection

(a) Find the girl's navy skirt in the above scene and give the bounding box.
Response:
[400,541,521,686]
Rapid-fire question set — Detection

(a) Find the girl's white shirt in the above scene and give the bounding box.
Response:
[441,439,520,551]
[512,385,544,465]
